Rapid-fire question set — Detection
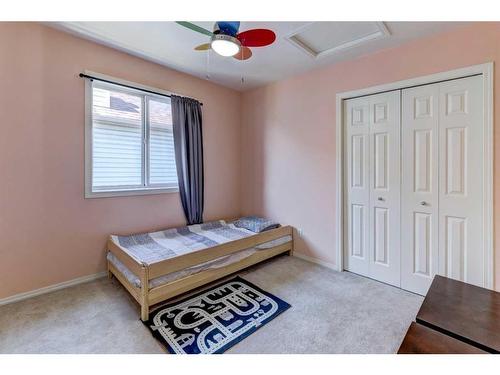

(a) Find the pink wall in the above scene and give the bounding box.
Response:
[241,22,500,290]
[0,23,242,299]
[2,22,499,300]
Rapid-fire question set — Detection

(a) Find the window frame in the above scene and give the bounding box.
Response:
[84,72,179,198]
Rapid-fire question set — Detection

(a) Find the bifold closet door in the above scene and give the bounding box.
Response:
[345,90,401,287]
[401,84,439,295]
[401,75,484,295]
[438,76,484,287]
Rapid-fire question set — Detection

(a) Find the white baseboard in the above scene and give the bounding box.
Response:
[293,252,340,271]
[0,272,107,307]
[1,254,339,307]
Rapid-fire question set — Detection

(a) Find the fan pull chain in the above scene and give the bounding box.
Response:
[239,48,244,86]
[205,48,211,80]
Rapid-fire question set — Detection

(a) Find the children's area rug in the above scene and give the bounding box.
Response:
[145,276,291,354]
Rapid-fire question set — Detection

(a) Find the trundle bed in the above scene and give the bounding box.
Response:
[107,219,293,320]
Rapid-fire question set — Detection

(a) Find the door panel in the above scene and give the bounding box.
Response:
[401,84,439,295]
[445,127,466,195]
[351,204,366,258]
[374,133,388,189]
[345,100,370,276]
[413,212,432,276]
[438,75,483,287]
[368,91,401,286]
[351,135,365,188]
[414,130,432,193]
[402,75,484,294]
[374,207,388,264]
[445,216,466,280]
[345,91,400,286]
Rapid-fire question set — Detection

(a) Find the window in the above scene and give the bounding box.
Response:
[85,77,178,198]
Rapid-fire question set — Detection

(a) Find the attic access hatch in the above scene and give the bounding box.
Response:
[286,22,390,59]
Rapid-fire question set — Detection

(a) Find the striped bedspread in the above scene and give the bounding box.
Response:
[110,220,270,266]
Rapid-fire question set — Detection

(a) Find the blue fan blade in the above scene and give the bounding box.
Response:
[217,21,240,36]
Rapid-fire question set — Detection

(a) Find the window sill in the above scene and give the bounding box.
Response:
[85,187,179,199]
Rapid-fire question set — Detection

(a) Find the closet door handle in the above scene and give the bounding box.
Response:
[377,197,384,201]
[420,201,428,206]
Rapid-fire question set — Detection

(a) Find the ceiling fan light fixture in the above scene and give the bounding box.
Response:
[211,34,241,57]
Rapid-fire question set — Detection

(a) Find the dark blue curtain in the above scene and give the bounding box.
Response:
[171,95,204,225]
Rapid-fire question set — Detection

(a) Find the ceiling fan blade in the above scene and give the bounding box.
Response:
[233,46,252,61]
[216,21,240,36]
[237,29,276,47]
[176,21,213,37]
[194,43,211,51]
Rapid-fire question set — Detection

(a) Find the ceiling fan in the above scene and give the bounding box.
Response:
[176,21,276,60]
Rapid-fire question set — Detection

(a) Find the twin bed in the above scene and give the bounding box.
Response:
[107,219,293,320]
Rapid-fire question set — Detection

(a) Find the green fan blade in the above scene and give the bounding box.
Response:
[176,21,213,37]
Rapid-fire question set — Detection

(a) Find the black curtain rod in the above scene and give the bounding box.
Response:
[79,73,203,105]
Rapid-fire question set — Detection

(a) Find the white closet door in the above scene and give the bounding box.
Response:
[438,75,484,287]
[401,75,484,295]
[345,90,400,285]
[368,91,401,286]
[401,84,440,295]
[345,97,370,277]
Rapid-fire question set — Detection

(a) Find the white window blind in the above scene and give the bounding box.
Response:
[86,80,178,197]
[148,98,178,186]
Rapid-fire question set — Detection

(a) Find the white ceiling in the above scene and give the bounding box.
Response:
[50,21,468,91]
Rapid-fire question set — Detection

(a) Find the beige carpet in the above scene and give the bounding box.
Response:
[0,255,423,353]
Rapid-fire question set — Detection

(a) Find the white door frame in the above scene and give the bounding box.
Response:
[335,62,494,290]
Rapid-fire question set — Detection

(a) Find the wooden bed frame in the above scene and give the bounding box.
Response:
[107,225,293,321]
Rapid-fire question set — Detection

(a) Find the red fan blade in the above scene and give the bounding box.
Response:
[237,29,276,47]
[233,46,252,60]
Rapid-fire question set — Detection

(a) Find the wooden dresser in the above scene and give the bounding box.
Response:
[398,275,499,354]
